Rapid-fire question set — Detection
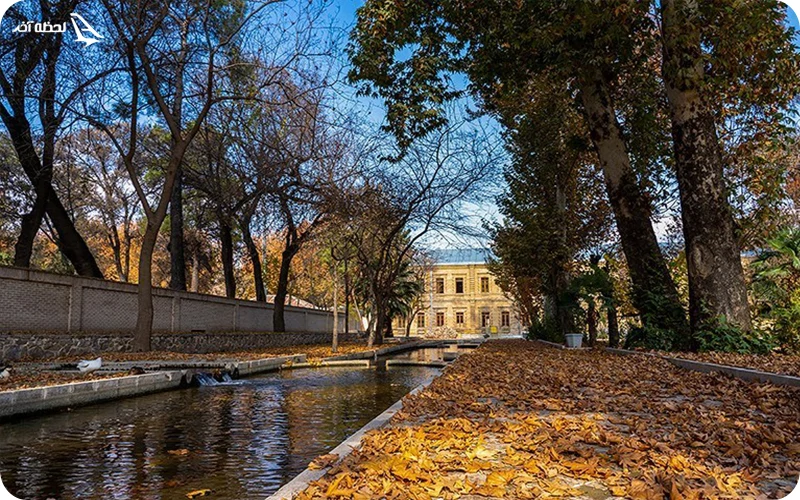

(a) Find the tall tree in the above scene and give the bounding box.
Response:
[91,0,253,350]
[0,0,104,276]
[660,0,799,335]
[489,76,612,338]
[348,0,690,342]
[339,124,495,346]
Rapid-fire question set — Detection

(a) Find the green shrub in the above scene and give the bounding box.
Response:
[526,316,564,343]
[624,324,678,351]
[750,227,800,354]
[695,315,775,354]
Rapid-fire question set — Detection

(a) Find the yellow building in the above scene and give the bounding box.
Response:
[399,249,525,337]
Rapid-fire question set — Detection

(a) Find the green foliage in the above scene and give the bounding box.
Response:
[526,316,564,344]
[625,287,689,351]
[695,315,774,355]
[751,227,800,353]
[625,325,679,352]
[385,259,425,323]
[0,250,12,266]
[568,256,615,311]
[487,77,612,331]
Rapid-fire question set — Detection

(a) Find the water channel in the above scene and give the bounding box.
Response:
[0,364,440,500]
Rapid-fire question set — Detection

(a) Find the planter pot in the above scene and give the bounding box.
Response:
[564,334,583,349]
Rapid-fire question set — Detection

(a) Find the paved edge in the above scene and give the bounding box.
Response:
[322,339,441,362]
[532,339,566,349]
[0,370,188,418]
[604,347,800,388]
[234,355,307,376]
[265,373,441,500]
[386,359,448,368]
[0,355,306,419]
[290,360,372,369]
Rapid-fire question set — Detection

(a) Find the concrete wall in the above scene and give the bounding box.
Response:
[0,266,362,360]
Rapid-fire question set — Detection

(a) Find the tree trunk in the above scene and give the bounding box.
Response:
[579,70,689,341]
[661,0,751,338]
[219,219,236,299]
[587,298,598,347]
[51,193,104,277]
[343,258,350,335]
[190,251,200,292]
[14,185,49,267]
[133,226,158,352]
[552,182,575,337]
[332,264,339,353]
[607,304,620,348]
[240,217,266,302]
[385,312,393,338]
[3,113,102,278]
[107,226,123,282]
[273,246,297,332]
[122,227,132,283]
[169,169,186,290]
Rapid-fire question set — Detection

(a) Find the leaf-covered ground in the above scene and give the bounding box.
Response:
[658,351,800,378]
[296,340,799,499]
[20,341,375,363]
[0,370,131,392]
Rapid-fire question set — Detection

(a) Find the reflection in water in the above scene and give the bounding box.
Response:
[388,344,476,362]
[0,366,438,500]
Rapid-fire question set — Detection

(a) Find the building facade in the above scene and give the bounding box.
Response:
[397,249,525,337]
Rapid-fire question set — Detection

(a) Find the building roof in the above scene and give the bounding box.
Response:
[429,248,494,265]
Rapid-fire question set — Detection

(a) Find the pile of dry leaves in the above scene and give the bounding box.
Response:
[297,340,799,499]
[0,370,129,392]
[27,342,375,364]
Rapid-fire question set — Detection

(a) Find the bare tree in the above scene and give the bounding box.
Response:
[339,122,498,346]
[59,128,139,281]
[87,0,264,350]
[0,0,106,276]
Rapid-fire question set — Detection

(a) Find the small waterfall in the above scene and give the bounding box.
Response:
[194,372,236,386]
[195,373,219,386]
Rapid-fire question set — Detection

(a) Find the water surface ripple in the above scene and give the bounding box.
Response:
[0,365,438,500]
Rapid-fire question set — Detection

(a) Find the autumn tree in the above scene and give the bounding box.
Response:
[489,76,612,340]
[86,0,258,350]
[660,0,800,336]
[349,0,800,349]
[58,128,139,282]
[348,0,690,345]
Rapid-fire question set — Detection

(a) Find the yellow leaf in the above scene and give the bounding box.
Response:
[186,490,212,499]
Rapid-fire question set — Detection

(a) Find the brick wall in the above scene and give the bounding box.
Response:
[0,266,362,360]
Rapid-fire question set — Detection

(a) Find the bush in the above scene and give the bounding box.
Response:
[526,316,564,343]
[695,315,775,355]
[624,324,678,351]
[751,226,800,354]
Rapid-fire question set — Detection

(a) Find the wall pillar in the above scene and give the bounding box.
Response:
[171,296,181,332]
[68,282,83,332]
